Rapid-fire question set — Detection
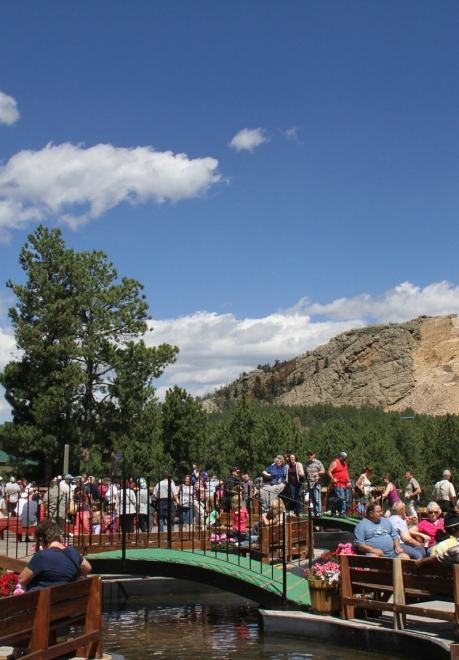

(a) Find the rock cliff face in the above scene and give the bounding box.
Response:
[205,315,459,415]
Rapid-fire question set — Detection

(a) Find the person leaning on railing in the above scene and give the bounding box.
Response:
[18,519,91,591]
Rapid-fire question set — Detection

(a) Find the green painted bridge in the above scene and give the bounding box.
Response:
[311,515,358,532]
[88,548,310,609]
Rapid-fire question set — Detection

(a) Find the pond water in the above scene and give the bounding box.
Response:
[103,588,401,660]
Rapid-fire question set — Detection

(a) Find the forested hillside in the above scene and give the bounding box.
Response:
[203,400,458,489]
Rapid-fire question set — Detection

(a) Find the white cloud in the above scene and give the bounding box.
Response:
[147,311,361,397]
[0,142,221,240]
[280,126,299,142]
[229,127,269,152]
[0,327,17,422]
[0,327,17,371]
[300,281,459,323]
[0,397,11,422]
[0,91,20,126]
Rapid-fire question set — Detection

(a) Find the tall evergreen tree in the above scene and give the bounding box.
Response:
[0,225,178,477]
[161,386,209,475]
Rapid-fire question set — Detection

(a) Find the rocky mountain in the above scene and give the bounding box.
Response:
[204,315,459,415]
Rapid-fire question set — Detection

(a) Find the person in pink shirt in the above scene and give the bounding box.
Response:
[410,501,445,551]
[230,496,248,542]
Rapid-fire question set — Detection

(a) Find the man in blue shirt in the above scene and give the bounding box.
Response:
[354,503,409,559]
[263,455,288,486]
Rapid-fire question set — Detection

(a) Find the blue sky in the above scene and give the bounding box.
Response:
[1,1,459,410]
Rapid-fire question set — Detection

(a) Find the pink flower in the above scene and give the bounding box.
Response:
[305,560,341,585]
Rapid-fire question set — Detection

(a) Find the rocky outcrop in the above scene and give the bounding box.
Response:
[206,315,459,415]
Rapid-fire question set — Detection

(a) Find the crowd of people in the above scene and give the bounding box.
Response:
[0,451,457,545]
[0,448,457,610]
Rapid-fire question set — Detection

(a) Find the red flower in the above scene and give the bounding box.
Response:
[0,572,19,598]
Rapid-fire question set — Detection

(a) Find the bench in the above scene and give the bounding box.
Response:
[287,518,312,561]
[340,554,459,634]
[203,518,311,564]
[0,575,102,659]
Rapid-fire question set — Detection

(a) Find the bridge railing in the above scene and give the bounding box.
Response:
[0,475,316,604]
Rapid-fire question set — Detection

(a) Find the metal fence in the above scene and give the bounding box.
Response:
[0,474,317,604]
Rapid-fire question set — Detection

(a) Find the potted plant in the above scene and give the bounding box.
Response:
[304,561,341,615]
[0,571,20,598]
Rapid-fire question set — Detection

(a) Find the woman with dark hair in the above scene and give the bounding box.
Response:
[18,520,91,591]
[379,473,401,511]
[287,453,305,515]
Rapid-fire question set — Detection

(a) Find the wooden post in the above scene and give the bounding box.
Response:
[30,587,50,654]
[454,564,459,639]
[450,643,459,659]
[340,554,354,620]
[77,576,103,658]
[63,443,70,476]
[392,558,406,630]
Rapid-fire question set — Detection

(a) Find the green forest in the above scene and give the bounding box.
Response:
[0,226,457,490]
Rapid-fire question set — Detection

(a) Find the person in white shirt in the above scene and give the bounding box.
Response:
[5,477,21,515]
[389,501,425,560]
[153,474,178,533]
[118,481,137,533]
[433,470,456,513]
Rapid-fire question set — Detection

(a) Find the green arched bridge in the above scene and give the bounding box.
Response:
[88,548,311,609]
[312,515,358,532]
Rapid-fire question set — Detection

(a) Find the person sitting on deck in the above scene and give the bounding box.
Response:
[263,455,288,488]
[409,501,445,552]
[18,519,91,591]
[247,497,286,545]
[415,513,459,566]
[427,512,459,558]
[388,501,425,559]
[354,502,410,559]
[254,475,285,513]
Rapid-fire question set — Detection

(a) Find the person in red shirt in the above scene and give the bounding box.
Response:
[327,451,351,516]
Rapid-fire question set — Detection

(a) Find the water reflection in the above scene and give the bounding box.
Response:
[103,590,399,660]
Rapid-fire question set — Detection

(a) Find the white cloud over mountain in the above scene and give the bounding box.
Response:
[0,91,20,126]
[2,280,459,420]
[0,142,221,240]
[229,127,269,152]
[147,281,459,397]
[300,281,459,323]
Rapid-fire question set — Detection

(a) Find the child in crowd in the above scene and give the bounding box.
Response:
[230,495,248,542]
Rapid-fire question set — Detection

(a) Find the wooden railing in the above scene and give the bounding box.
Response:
[340,554,459,635]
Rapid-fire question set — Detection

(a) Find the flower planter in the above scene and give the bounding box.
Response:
[308,579,341,615]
